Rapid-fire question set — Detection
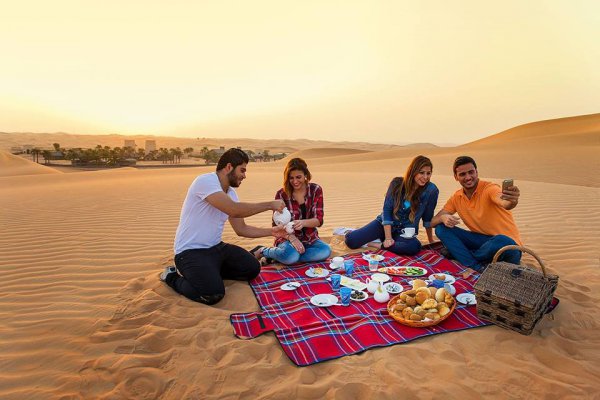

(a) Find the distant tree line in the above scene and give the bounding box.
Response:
[29,143,284,166]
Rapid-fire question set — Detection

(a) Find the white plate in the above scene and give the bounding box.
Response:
[329,263,343,270]
[280,282,301,291]
[362,253,385,262]
[457,293,477,305]
[428,273,456,285]
[444,283,456,295]
[306,267,329,278]
[340,276,368,291]
[350,290,368,302]
[310,294,338,307]
[370,273,391,283]
[383,282,403,294]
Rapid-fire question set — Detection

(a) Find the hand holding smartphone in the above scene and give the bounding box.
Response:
[502,179,514,191]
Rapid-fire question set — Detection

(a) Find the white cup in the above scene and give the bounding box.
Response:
[401,227,415,237]
[332,256,344,269]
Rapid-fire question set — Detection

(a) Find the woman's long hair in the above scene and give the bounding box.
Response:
[392,155,432,222]
[283,157,311,197]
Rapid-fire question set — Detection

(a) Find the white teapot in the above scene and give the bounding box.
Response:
[366,278,379,294]
[273,207,295,234]
[273,207,291,225]
[374,281,390,303]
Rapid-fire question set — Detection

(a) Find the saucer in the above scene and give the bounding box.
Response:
[306,267,329,278]
[457,293,477,305]
[329,263,343,270]
[428,273,456,285]
[280,282,301,291]
[350,290,368,302]
[310,294,338,307]
[362,253,385,262]
[383,282,403,294]
[400,234,415,239]
[444,283,456,295]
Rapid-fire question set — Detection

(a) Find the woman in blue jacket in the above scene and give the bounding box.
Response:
[345,155,438,256]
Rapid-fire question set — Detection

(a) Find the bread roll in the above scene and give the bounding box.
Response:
[428,287,437,297]
[402,307,413,319]
[422,298,437,309]
[409,313,423,321]
[416,287,431,296]
[435,288,447,302]
[425,312,441,320]
[406,296,417,306]
[400,293,408,302]
[404,289,417,296]
[438,306,450,317]
[412,279,427,289]
[415,291,429,305]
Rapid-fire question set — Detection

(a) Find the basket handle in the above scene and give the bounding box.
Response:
[492,245,548,277]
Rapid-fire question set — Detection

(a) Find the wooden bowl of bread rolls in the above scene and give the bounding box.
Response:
[387,279,456,327]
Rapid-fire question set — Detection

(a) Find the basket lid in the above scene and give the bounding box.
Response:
[474,262,558,308]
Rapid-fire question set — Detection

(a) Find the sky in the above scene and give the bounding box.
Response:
[1,1,599,145]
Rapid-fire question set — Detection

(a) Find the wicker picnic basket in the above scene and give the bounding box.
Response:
[387,293,456,328]
[474,245,559,335]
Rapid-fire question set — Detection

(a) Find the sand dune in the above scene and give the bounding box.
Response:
[0,151,62,178]
[284,147,373,161]
[1,117,599,399]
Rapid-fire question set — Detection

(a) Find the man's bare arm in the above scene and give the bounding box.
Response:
[205,192,284,218]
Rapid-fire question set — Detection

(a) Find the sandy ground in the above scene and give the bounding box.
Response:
[1,114,599,399]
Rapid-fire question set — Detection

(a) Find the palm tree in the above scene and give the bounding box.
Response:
[199,146,210,164]
[31,148,41,163]
[183,147,194,158]
[42,150,52,164]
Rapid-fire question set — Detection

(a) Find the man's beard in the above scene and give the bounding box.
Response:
[227,170,240,187]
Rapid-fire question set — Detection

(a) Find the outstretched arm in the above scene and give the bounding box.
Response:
[206,192,284,218]
[229,218,287,238]
[498,185,520,210]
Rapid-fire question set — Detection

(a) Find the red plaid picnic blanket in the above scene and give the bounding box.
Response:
[230,245,558,366]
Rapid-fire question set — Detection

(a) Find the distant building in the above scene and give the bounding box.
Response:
[145,140,156,153]
[212,146,226,156]
[10,146,23,154]
[124,140,137,149]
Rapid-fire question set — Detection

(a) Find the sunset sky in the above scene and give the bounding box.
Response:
[1,1,598,145]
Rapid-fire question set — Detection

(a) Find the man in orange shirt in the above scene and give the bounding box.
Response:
[431,156,521,271]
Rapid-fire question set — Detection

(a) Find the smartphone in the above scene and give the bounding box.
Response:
[502,179,514,191]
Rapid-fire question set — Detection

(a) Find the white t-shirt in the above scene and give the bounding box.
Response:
[174,172,239,254]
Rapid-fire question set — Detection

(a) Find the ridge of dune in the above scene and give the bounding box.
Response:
[461,113,600,148]
[0,151,62,177]
[283,147,373,161]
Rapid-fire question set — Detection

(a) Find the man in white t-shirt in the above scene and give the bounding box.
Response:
[161,148,286,305]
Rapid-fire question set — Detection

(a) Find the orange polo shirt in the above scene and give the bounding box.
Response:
[443,180,522,245]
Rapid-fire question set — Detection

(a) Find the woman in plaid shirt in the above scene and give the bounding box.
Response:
[253,158,331,265]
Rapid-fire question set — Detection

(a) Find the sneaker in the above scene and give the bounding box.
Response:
[159,265,177,282]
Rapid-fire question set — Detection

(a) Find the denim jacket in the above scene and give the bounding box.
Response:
[376,177,439,234]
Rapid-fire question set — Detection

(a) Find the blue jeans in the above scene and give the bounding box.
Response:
[262,239,332,265]
[345,219,421,256]
[434,225,521,271]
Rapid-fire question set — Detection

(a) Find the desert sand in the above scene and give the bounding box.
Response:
[1,114,599,399]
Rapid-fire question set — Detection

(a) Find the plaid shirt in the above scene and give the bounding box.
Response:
[274,183,324,246]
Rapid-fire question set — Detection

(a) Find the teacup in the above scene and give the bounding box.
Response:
[401,227,416,238]
[332,256,344,269]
